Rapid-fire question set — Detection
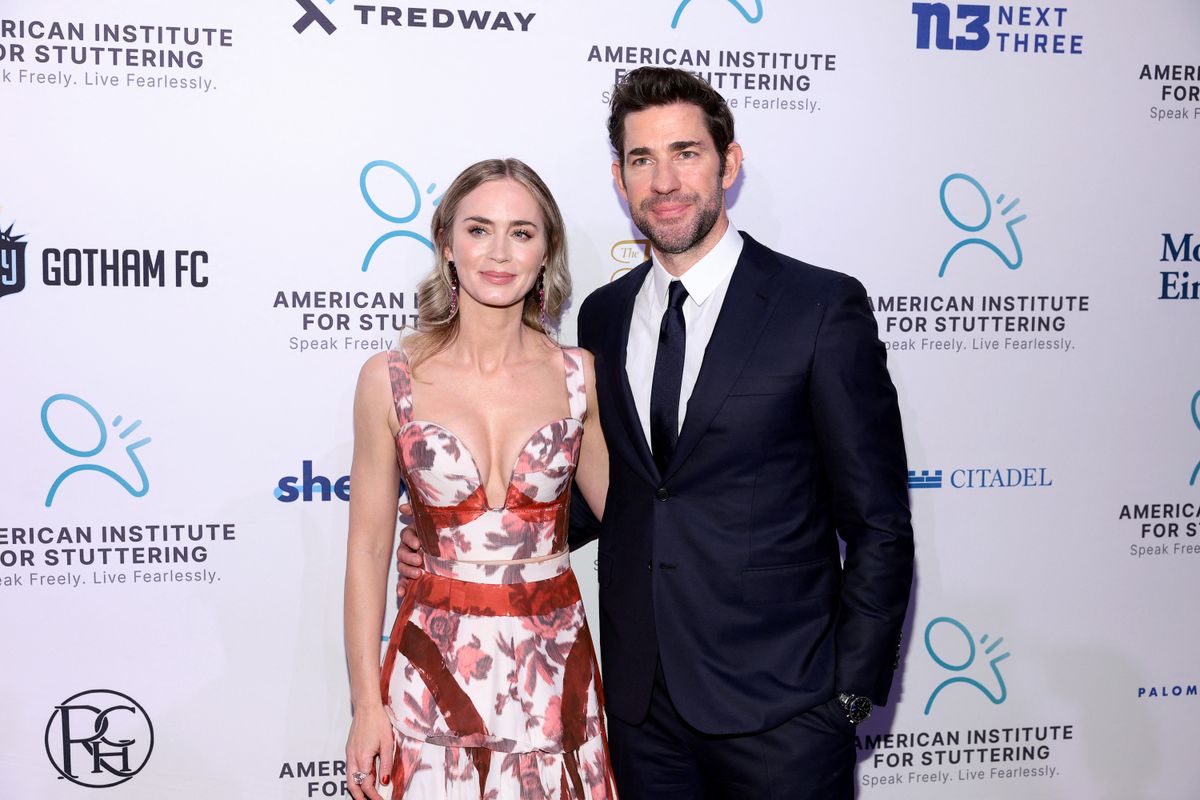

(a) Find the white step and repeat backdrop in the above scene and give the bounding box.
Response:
[2,1,1198,797]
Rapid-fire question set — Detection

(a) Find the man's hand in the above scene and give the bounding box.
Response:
[395,503,424,597]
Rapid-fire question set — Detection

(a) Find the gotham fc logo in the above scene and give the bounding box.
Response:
[45,690,154,787]
[0,221,26,300]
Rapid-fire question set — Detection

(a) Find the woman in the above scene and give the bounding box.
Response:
[343,158,614,799]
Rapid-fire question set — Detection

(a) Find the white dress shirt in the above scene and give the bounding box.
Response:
[626,222,744,448]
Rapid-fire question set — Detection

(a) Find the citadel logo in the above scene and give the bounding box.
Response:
[0,221,27,299]
[671,0,763,29]
[45,690,154,787]
[908,467,1052,489]
[908,469,943,489]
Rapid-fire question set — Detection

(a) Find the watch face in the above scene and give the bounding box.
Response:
[844,695,872,723]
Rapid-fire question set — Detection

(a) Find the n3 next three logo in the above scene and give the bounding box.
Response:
[912,3,1083,55]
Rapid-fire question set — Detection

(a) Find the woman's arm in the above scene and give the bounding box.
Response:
[344,352,401,800]
[574,349,609,521]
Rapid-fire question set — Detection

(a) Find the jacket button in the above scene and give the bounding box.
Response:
[656,488,669,501]
[646,561,653,571]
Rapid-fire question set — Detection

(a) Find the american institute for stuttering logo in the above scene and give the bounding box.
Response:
[41,394,152,508]
[869,169,1089,355]
[938,173,1027,279]
[361,160,444,272]
[0,220,27,300]
[45,690,154,787]
[1191,389,1200,486]
[670,0,763,29]
[911,3,1084,55]
[924,615,1011,715]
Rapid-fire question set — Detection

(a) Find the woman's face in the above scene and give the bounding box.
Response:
[444,178,547,314]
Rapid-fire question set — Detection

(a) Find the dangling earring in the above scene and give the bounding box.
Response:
[447,261,459,319]
[537,267,548,329]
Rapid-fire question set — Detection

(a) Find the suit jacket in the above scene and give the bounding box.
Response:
[571,231,913,735]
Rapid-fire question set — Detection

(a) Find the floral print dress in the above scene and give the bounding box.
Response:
[381,346,615,799]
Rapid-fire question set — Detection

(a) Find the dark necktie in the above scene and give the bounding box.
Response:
[650,280,688,475]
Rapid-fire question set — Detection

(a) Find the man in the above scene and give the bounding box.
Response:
[575,66,912,799]
[400,67,913,798]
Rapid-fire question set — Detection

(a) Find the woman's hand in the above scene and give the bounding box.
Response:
[394,502,424,597]
[345,702,395,800]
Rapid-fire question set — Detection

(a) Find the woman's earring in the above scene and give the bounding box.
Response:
[448,261,459,318]
[537,267,547,329]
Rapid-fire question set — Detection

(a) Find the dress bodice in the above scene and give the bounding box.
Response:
[388,346,587,567]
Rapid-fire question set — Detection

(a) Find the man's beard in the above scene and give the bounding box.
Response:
[631,182,723,256]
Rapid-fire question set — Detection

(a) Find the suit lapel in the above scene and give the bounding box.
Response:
[664,233,783,481]
[605,262,659,485]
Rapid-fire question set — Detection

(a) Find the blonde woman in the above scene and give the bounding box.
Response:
[343,159,614,799]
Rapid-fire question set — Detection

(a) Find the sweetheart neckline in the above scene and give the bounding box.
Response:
[398,416,582,511]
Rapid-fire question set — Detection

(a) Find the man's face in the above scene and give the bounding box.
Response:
[613,102,738,257]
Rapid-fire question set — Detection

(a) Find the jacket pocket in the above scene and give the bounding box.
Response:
[727,372,808,396]
[741,557,839,604]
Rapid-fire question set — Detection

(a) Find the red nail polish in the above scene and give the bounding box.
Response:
[381,775,390,786]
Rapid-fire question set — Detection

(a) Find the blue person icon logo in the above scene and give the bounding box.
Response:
[923,615,1011,715]
[938,173,1028,278]
[41,394,152,507]
[1191,390,1200,486]
[360,160,443,272]
[671,0,763,28]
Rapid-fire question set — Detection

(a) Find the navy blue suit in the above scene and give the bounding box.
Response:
[572,232,913,751]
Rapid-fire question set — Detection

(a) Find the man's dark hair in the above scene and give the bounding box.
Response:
[607,67,735,177]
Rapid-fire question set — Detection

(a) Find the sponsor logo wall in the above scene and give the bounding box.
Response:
[2,0,1197,797]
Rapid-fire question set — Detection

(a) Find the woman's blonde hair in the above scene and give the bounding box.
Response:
[405,158,570,366]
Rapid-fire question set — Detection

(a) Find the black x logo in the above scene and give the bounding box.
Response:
[294,0,337,34]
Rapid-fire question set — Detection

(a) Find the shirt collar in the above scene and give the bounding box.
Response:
[649,222,744,308]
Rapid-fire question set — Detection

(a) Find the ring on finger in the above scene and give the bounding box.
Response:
[352,770,369,786]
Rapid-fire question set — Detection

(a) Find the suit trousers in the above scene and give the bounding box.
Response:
[608,662,855,800]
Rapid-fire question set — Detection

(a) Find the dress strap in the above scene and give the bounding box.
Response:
[387,347,415,427]
[562,347,587,421]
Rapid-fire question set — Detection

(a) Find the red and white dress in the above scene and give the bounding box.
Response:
[380,345,616,799]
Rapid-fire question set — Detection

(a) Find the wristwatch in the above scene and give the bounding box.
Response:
[835,691,872,725]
